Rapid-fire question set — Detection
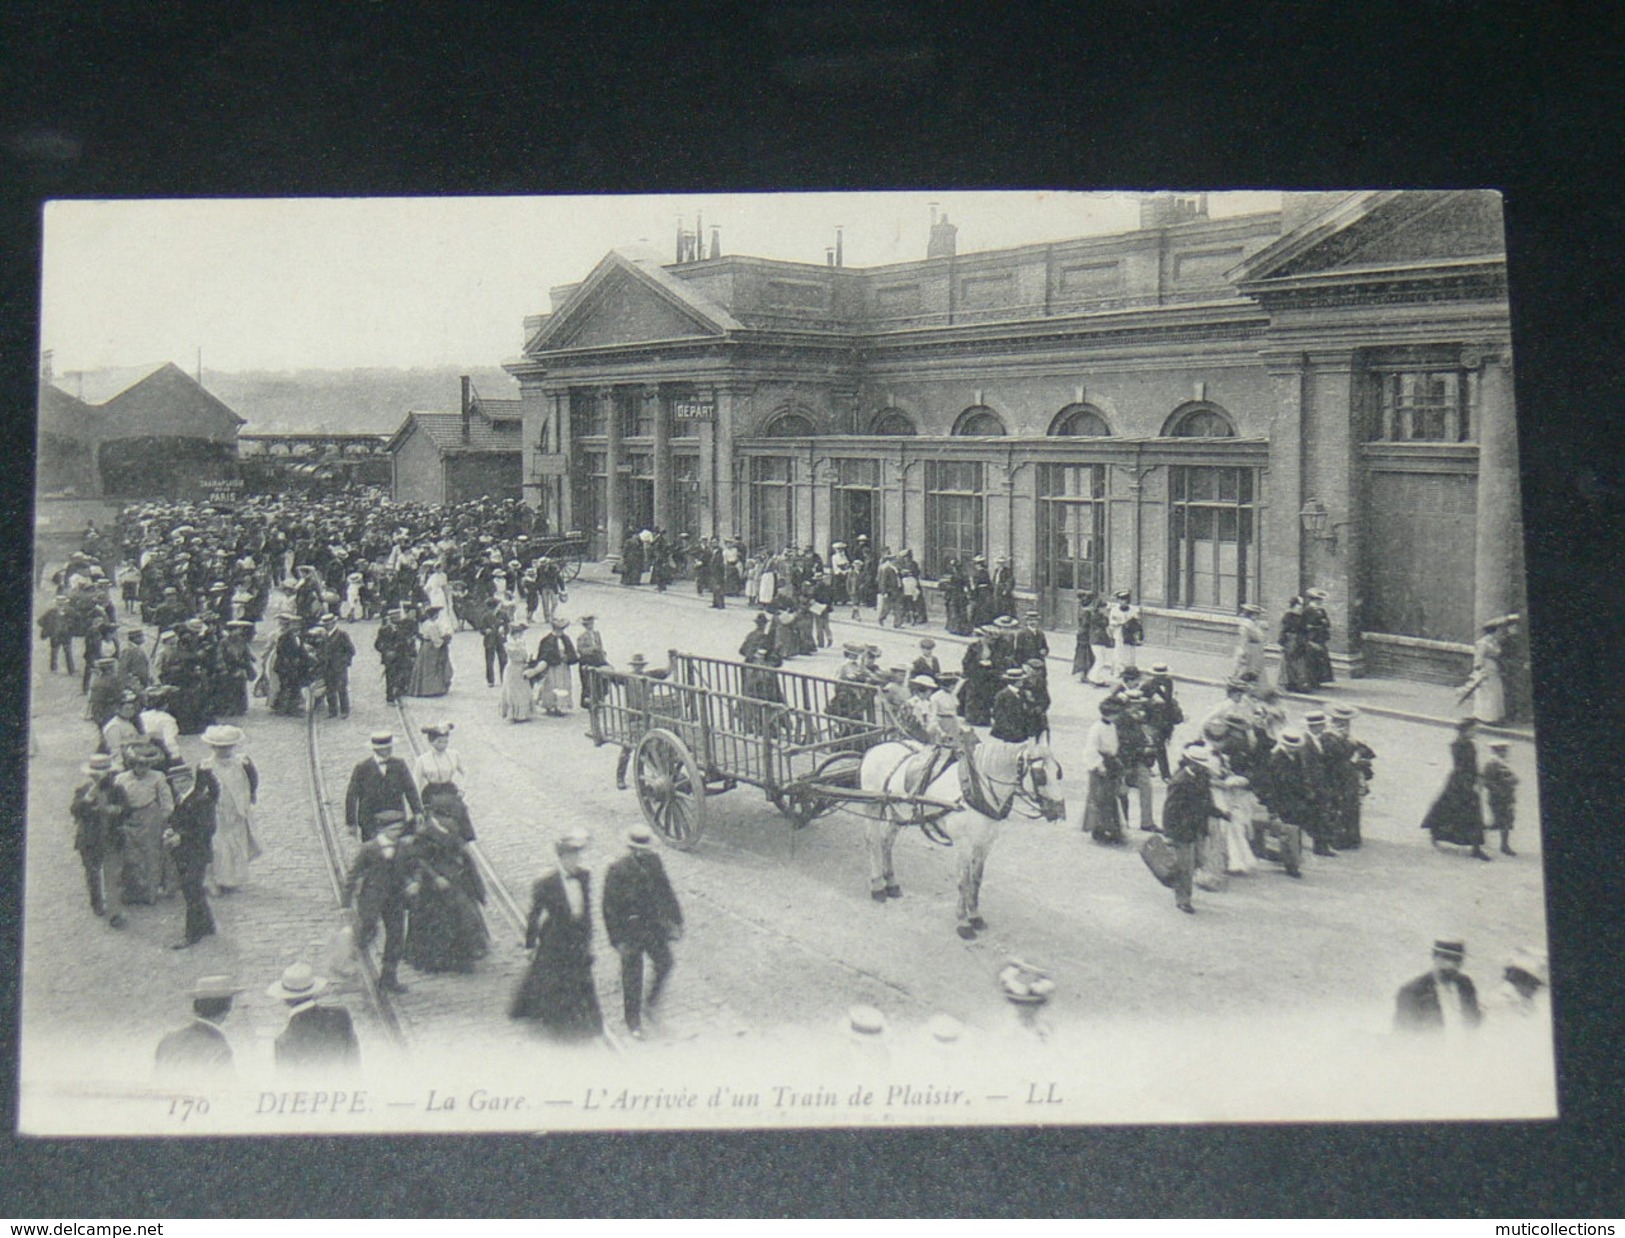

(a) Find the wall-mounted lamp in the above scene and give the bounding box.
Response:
[1299,498,1346,551]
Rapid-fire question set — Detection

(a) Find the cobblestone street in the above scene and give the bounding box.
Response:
[24,572,1550,1107]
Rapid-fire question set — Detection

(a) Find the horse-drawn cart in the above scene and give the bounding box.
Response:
[585,652,951,849]
[529,530,589,582]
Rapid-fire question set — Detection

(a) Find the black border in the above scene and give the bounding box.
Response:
[4,0,1624,1218]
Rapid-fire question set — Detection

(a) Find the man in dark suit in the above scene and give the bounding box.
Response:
[1394,940,1483,1033]
[154,974,242,1080]
[344,732,423,840]
[602,827,684,1038]
[268,962,361,1072]
[317,613,356,719]
[163,761,220,949]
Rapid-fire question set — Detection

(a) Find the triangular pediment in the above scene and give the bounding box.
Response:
[525,250,739,354]
[1233,191,1506,287]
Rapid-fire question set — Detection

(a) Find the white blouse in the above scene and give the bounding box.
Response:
[413,748,464,789]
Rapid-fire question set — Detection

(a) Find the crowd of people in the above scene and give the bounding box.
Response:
[44,488,1539,1072]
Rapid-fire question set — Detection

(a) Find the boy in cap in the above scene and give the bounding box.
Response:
[602,826,684,1037]
[1480,739,1518,856]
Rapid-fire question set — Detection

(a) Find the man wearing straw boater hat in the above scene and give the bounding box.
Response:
[1394,939,1483,1033]
[344,731,423,842]
[602,826,684,1038]
[268,962,361,1072]
[154,975,243,1080]
[70,752,129,928]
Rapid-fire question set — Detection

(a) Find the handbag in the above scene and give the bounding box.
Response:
[1139,834,1179,888]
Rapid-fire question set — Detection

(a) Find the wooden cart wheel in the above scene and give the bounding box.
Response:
[560,551,583,584]
[633,727,707,850]
[770,750,863,828]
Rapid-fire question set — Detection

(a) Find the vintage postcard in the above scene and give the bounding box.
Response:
[23,191,1551,1136]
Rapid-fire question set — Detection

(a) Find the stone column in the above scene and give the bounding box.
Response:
[650,384,671,532]
[713,385,740,541]
[1303,349,1363,677]
[1472,347,1521,627]
[696,414,717,540]
[604,387,624,557]
[1262,350,1307,628]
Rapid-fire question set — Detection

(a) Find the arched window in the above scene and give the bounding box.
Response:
[870,410,918,436]
[1049,403,1112,437]
[764,412,816,437]
[1164,403,1236,438]
[953,406,1007,436]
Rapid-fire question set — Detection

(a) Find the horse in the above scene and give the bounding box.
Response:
[856,737,1067,940]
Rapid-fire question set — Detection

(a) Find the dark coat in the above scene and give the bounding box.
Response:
[510,867,603,1038]
[344,757,424,837]
[318,629,356,675]
[167,769,220,879]
[1421,735,1484,846]
[1393,971,1482,1032]
[1161,767,1215,844]
[71,775,128,857]
[154,1019,234,1078]
[275,1003,361,1073]
[602,851,683,950]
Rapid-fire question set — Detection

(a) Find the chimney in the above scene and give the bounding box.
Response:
[709,226,721,259]
[675,215,684,263]
[927,212,957,259]
[929,201,939,226]
[1139,192,1208,229]
[461,375,472,444]
[835,226,844,267]
[826,247,836,267]
[40,349,53,386]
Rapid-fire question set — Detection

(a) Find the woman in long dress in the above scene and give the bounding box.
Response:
[413,721,474,841]
[407,604,454,697]
[1081,701,1125,844]
[510,833,604,1040]
[499,623,535,722]
[1421,718,1492,860]
[114,742,175,904]
[403,815,489,974]
[199,724,260,892]
[1466,622,1507,725]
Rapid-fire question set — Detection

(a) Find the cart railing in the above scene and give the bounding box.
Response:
[586,663,898,794]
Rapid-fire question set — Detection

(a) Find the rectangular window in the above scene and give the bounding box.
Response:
[832,458,878,488]
[671,454,701,539]
[1037,463,1107,595]
[616,389,653,439]
[570,390,606,439]
[924,460,985,578]
[1377,370,1474,442]
[1168,466,1259,610]
[750,456,795,555]
[573,451,608,556]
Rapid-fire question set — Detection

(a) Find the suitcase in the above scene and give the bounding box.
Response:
[1140,833,1178,888]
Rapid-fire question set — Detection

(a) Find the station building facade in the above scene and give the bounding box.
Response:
[505,191,1520,683]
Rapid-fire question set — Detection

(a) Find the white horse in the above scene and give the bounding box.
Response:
[857,738,1067,939]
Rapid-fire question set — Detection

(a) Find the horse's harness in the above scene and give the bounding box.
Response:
[876,742,1055,845]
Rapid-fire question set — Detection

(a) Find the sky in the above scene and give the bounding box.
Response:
[41,191,1282,376]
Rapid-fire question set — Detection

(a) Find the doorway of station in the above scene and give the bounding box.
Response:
[833,487,875,553]
[624,477,655,536]
[1036,463,1108,629]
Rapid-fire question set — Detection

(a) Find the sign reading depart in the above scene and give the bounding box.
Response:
[532,455,569,476]
[674,399,715,421]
